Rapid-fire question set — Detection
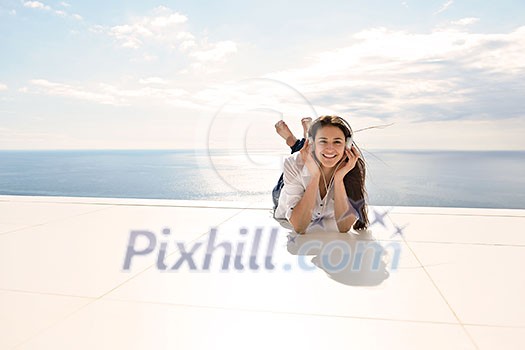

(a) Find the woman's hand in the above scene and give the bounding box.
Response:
[300,138,320,177]
[334,145,360,182]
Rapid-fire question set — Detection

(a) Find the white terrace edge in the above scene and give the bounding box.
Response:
[1,195,524,217]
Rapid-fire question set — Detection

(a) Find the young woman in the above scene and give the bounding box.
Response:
[272,116,369,234]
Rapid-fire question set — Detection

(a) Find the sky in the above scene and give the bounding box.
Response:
[0,0,524,150]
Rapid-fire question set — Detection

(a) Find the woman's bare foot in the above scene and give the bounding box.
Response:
[275,120,297,147]
[301,117,312,138]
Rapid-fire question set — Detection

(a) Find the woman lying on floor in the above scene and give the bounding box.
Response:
[272,116,369,234]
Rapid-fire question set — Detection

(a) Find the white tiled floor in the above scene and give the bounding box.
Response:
[0,200,110,227]
[408,243,525,327]
[15,299,476,350]
[1,195,524,349]
[0,290,93,349]
[387,212,525,245]
[0,203,242,297]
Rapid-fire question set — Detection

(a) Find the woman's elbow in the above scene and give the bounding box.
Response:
[337,216,357,233]
[337,224,352,233]
[291,222,307,235]
[289,217,307,234]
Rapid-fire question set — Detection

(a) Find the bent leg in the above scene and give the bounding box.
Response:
[272,173,284,210]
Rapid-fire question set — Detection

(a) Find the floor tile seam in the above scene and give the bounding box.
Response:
[10,209,249,349]
[11,297,98,349]
[2,197,523,216]
[395,240,525,248]
[81,295,471,327]
[0,198,270,210]
[0,205,117,237]
[8,223,228,348]
[90,207,250,299]
[0,287,96,300]
[401,236,480,349]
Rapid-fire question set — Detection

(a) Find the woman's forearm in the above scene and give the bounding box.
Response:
[334,179,357,232]
[289,173,320,234]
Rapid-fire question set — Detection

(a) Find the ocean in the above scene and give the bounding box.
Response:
[0,149,524,209]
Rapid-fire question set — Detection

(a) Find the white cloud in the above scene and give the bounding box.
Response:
[110,25,144,48]
[54,9,82,21]
[97,6,237,67]
[23,0,82,20]
[60,1,70,7]
[23,1,50,10]
[21,78,211,110]
[106,6,188,49]
[150,11,187,27]
[435,0,453,15]
[0,128,71,145]
[179,39,197,51]
[89,25,105,34]
[130,53,158,62]
[0,83,8,91]
[139,77,169,85]
[358,117,525,150]
[263,25,525,122]
[27,79,123,105]
[190,40,237,62]
[450,17,480,26]
[18,22,525,134]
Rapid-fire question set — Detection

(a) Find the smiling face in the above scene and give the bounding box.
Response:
[313,125,347,168]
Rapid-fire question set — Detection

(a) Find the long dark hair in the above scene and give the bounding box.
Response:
[308,115,369,230]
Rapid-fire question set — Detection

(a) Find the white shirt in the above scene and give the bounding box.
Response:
[273,152,336,229]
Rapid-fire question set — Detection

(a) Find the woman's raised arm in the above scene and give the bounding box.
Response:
[288,172,320,234]
[287,138,321,234]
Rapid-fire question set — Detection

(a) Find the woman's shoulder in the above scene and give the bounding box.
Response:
[282,152,306,177]
[284,151,303,164]
[283,151,305,168]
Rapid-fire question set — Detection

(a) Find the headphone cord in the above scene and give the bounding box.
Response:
[312,153,344,217]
